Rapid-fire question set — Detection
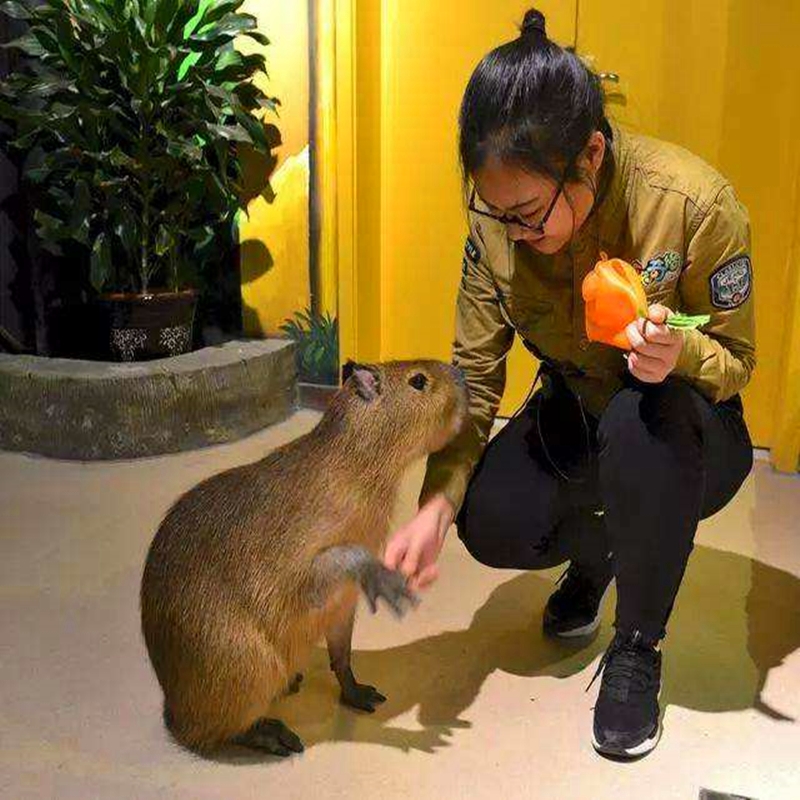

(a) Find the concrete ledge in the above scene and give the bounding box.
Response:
[0,339,297,460]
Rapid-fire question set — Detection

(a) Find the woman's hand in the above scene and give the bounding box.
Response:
[383,494,455,591]
[625,304,684,383]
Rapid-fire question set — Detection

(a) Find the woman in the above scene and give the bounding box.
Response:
[384,8,755,759]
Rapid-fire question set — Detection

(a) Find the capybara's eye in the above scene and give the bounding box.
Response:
[409,373,428,391]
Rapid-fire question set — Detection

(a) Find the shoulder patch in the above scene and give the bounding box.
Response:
[709,255,752,309]
[464,235,481,264]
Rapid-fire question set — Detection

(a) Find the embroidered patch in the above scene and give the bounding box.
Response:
[641,251,682,288]
[709,255,752,309]
[464,235,480,264]
[461,256,470,279]
[460,256,472,290]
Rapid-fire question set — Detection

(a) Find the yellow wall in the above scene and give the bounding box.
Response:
[239,1,312,337]
[716,0,800,450]
[579,0,800,447]
[345,1,575,415]
[339,0,799,452]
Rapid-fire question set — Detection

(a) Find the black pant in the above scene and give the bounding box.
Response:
[457,375,753,641]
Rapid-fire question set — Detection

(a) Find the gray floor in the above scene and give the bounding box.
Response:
[2,410,799,800]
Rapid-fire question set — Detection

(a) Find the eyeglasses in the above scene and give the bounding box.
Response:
[468,167,569,234]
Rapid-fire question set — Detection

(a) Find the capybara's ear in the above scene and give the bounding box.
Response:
[352,367,380,402]
[341,360,357,384]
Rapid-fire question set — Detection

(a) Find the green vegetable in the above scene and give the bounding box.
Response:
[665,313,711,330]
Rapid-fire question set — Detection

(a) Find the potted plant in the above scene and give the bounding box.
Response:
[280,307,338,384]
[0,0,279,361]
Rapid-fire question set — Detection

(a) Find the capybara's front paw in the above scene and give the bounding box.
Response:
[361,563,419,617]
[341,681,387,713]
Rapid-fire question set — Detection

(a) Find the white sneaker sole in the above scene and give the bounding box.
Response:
[554,613,602,638]
[592,686,663,759]
[592,720,662,758]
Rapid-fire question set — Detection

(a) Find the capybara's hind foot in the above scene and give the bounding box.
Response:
[233,718,304,756]
[341,681,387,713]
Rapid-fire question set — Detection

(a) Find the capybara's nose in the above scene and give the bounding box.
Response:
[447,363,466,386]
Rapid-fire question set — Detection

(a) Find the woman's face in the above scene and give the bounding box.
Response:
[472,131,606,255]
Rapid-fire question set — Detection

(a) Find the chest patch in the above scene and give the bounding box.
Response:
[641,251,682,288]
[709,255,752,309]
[464,235,481,264]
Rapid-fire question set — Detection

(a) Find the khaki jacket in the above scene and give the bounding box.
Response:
[422,126,756,515]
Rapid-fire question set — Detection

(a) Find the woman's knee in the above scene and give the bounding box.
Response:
[598,378,703,452]
[457,476,559,570]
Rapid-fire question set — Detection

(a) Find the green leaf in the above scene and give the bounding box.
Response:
[191,13,256,43]
[154,225,174,257]
[107,146,137,170]
[2,33,47,57]
[177,50,202,81]
[114,212,138,259]
[202,0,244,26]
[90,233,112,293]
[214,48,242,70]
[51,15,81,73]
[243,30,269,46]
[206,122,252,143]
[68,179,91,244]
[182,0,215,39]
[0,1,30,20]
[34,209,69,242]
[235,79,268,106]
[666,313,711,330]
[28,76,75,97]
[153,0,179,38]
[143,0,158,29]
[233,108,269,150]
[0,96,25,122]
[184,175,206,205]
[12,126,46,151]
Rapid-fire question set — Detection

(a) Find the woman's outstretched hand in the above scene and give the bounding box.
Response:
[383,494,455,591]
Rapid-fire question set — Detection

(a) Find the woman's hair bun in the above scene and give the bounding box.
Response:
[521,8,547,39]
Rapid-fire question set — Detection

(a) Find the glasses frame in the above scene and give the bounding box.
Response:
[468,164,571,234]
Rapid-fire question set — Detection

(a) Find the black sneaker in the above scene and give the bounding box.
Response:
[590,630,662,759]
[543,561,612,638]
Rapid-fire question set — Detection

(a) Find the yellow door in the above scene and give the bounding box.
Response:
[576,0,800,449]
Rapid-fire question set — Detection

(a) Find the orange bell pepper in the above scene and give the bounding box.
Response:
[582,254,648,350]
[581,253,710,350]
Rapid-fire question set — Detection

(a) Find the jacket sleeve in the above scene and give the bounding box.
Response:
[673,184,756,402]
[419,224,515,515]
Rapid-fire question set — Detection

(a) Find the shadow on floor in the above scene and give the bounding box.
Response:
[234,543,800,760]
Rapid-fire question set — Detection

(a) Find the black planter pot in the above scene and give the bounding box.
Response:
[99,290,198,362]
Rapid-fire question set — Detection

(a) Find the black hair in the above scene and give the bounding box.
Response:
[459,8,612,191]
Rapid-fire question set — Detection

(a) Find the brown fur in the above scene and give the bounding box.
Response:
[140,360,468,753]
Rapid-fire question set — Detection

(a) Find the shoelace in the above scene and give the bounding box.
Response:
[586,631,657,699]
